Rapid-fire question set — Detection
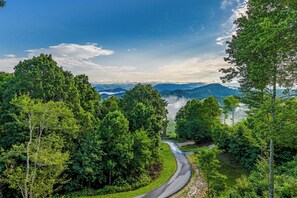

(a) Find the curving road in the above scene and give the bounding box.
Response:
[136,140,191,198]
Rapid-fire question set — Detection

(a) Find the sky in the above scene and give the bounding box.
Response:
[0,0,247,83]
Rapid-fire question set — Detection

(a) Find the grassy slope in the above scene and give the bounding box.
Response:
[178,145,248,187]
[217,153,249,187]
[83,143,177,198]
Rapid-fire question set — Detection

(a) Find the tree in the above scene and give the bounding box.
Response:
[100,96,120,119]
[196,146,227,197]
[120,84,167,163]
[175,97,221,143]
[223,96,240,126]
[0,95,78,198]
[71,130,104,190]
[130,129,152,178]
[220,1,297,196]
[98,111,133,185]
[0,0,5,7]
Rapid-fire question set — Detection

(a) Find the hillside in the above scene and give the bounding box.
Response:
[153,82,205,91]
[96,83,240,100]
[160,83,241,103]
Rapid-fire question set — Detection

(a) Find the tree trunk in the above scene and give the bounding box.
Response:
[269,68,277,198]
[109,170,112,185]
[25,115,33,198]
[269,139,274,198]
[232,109,235,126]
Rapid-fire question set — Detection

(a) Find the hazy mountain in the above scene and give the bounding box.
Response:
[160,83,241,103]
[94,83,136,91]
[153,82,205,91]
[95,83,241,100]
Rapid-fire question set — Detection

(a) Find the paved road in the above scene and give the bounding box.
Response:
[136,140,191,198]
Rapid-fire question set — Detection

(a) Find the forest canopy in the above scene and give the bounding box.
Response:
[0,54,167,197]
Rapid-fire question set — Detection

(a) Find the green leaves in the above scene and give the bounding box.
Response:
[0,96,74,197]
[175,97,221,143]
[196,146,227,197]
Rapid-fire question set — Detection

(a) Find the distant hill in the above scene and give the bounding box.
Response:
[160,83,241,103]
[153,83,205,91]
[94,83,136,91]
[94,83,241,100]
[99,88,126,93]
[100,92,126,99]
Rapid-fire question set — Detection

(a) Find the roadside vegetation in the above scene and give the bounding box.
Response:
[174,0,297,197]
[84,143,176,198]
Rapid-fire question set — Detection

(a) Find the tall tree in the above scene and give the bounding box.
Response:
[196,146,226,197]
[221,1,297,197]
[0,95,78,198]
[223,96,240,126]
[120,84,167,161]
[98,111,133,185]
[175,97,221,142]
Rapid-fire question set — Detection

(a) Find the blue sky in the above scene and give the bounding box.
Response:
[0,0,246,83]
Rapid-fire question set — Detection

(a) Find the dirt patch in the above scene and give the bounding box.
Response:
[177,141,196,147]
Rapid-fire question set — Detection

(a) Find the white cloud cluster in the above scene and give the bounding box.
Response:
[0,43,227,83]
[0,43,137,81]
[216,0,248,45]
[156,56,228,82]
[220,0,240,10]
[26,43,113,59]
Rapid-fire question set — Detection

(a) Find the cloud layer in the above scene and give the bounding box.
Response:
[217,0,248,45]
[0,43,229,83]
[0,43,136,80]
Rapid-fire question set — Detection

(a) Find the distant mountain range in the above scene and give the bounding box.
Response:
[94,83,137,91]
[153,82,206,91]
[159,83,240,103]
[94,83,241,101]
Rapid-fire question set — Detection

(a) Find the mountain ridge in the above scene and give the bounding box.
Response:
[95,83,241,100]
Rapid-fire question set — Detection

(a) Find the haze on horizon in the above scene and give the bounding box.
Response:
[0,0,247,83]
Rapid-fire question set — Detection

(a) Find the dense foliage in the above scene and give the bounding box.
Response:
[175,97,220,143]
[196,146,227,197]
[0,54,167,197]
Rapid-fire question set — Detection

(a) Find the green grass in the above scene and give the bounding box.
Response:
[180,145,198,152]
[217,153,249,187]
[82,143,177,198]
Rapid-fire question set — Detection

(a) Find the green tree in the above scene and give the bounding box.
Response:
[120,84,167,164]
[71,130,104,190]
[0,95,77,198]
[98,111,133,185]
[0,0,5,7]
[0,72,13,105]
[130,129,152,178]
[220,1,297,196]
[223,96,240,126]
[196,146,227,197]
[175,97,221,143]
[100,96,120,119]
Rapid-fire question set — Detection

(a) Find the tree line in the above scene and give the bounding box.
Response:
[0,54,167,197]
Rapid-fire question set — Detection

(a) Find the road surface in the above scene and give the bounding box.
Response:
[136,140,191,198]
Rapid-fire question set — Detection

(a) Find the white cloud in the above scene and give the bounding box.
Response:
[165,96,188,120]
[221,0,237,10]
[4,54,16,58]
[153,56,229,83]
[26,43,113,59]
[217,0,248,45]
[0,43,229,83]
